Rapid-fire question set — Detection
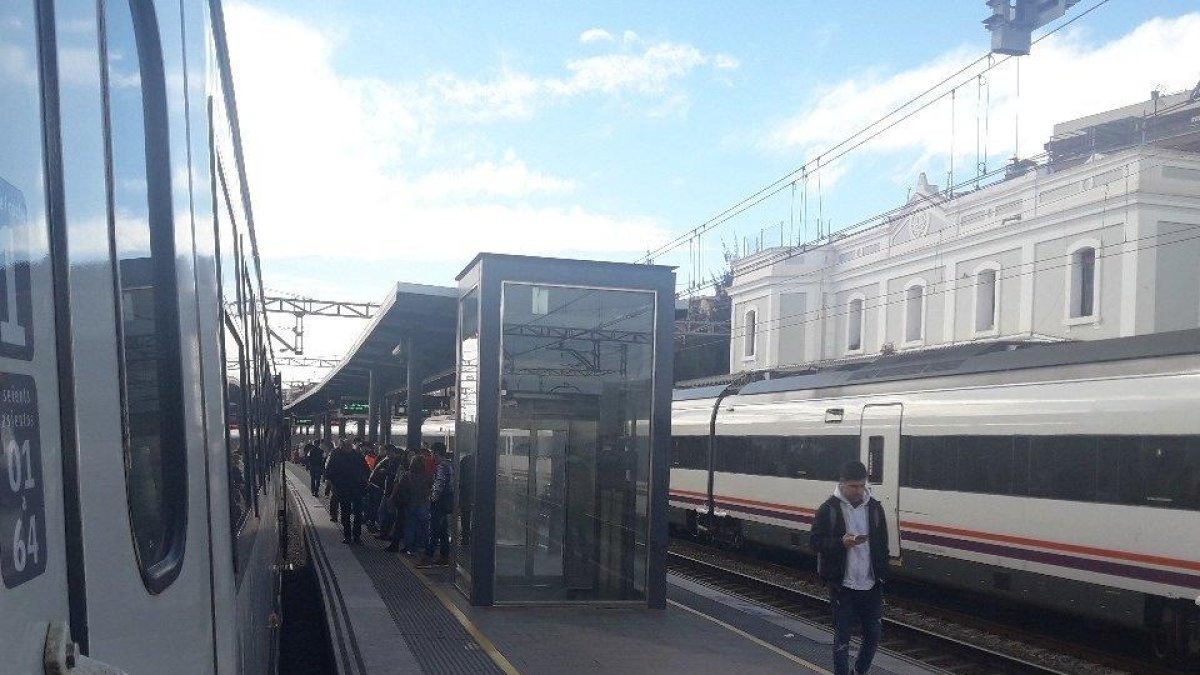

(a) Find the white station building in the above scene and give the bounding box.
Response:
[728,89,1200,374]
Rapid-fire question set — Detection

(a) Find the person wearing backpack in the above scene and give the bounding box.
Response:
[810,460,889,675]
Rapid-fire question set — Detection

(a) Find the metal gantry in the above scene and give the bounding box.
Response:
[259,295,381,354]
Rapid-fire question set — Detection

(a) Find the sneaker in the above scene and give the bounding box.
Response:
[383,544,399,553]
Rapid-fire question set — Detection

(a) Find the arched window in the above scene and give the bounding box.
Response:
[974,267,998,333]
[743,309,757,358]
[847,297,864,352]
[904,282,925,343]
[1070,246,1097,318]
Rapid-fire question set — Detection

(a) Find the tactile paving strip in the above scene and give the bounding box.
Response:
[350,544,503,675]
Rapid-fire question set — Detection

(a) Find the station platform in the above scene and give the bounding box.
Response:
[285,464,932,675]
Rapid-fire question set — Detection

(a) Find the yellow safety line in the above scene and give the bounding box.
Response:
[668,599,833,675]
[398,556,522,675]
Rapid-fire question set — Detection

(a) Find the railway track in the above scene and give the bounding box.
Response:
[667,545,1184,675]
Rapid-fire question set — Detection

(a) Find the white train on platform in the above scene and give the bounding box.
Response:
[670,329,1200,662]
[2,1,285,674]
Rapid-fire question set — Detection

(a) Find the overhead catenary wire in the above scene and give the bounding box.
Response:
[637,0,1116,266]
[673,151,1179,358]
[675,145,1166,309]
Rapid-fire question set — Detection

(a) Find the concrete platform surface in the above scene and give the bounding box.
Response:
[286,464,935,675]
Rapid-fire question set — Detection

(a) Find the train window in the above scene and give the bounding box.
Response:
[1096,437,1122,503]
[223,316,249,537]
[103,0,187,592]
[957,436,1012,495]
[904,436,956,490]
[1121,437,1200,510]
[714,435,856,480]
[749,436,786,476]
[671,436,706,470]
[715,435,748,473]
[1011,436,1031,495]
[801,436,858,481]
[1029,436,1097,502]
[867,436,883,484]
[899,434,1198,510]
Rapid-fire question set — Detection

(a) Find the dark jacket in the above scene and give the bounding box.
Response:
[369,455,400,493]
[809,491,890,589]
[305,444,325,472]
[430,458,454,506]
[398,468,433,507]
[325,451,369,498]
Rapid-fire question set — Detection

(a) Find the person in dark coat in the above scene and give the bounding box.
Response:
[383,451,414,552]
[305,441,325,497]
[424,442,454,565]
[325,441,370,544]
[369,446,402,538]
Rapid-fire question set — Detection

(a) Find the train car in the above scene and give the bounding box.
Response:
[1,1,284,673]
[669,330,1200,661]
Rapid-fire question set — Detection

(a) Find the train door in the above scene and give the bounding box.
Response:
[0,2,76,671]
[860,404,902,557]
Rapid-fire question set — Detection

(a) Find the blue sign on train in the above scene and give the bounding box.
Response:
[0,373,45,587]
[0,179,33,361]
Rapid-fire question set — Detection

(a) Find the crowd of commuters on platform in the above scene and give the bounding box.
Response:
[295,436,454,566]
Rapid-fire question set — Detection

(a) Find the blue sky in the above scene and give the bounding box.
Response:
[221,1,1200,383]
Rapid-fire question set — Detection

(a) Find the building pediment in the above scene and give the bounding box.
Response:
[889,172,950,246]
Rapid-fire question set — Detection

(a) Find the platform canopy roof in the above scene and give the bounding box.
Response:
[284,282,458,417]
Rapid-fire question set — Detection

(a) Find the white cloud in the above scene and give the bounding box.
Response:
[223,3,671,263]
[713,54,740,71]
[424,38,733,121]
[557,42,708,95]
[410,157,576,202]
[580,28,614,44]
[764,13,1200,184]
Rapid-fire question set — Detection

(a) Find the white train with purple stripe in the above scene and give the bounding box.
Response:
[669,330,1200,663]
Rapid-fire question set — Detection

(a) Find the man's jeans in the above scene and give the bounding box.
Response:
[831,584,882,675]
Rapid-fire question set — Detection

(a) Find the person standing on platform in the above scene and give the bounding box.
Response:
[323,440,339,521]
[305,441,325,497]
[425,442,454,565]
[326,440,369,544]
[398,455,432,557]
[372,445,402,539]
[810,461,889,675]
[382,451,413,553]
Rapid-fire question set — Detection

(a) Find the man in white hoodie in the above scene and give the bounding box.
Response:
[810,460,889,675]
